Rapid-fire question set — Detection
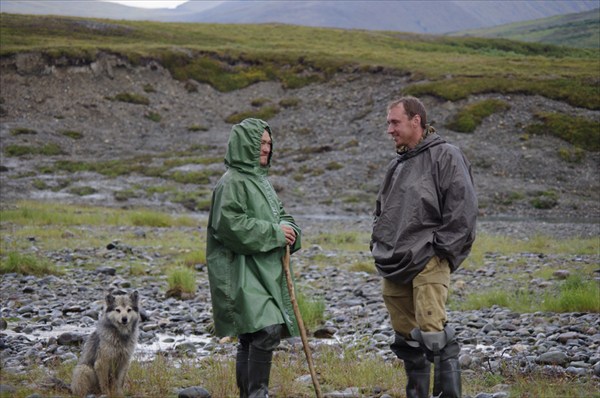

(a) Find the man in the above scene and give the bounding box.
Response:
[371,97,477,398]
[206,118,301,398]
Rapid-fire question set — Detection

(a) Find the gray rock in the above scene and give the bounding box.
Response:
[178,386,211,398]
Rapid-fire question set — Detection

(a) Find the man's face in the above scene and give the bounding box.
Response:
[259,130,272,166]
[386,104,421,149]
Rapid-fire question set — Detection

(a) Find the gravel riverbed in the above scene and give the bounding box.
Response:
[1,217,599,397]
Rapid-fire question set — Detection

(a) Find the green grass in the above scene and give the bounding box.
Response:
[0,251,62,275]
[0,200,197,227]
[3,347,598,398]
[1,13,597,109]
[446,99,510,133]
[453,8,600,49]
[307,231,370,252]
[458,274,599,313]
[144,111,162,122]
[4,143,65,157]
[59,129,84,139]
[166,265,197,296]
[10,127,37,135]
[297,291,325,331]
[224,105,280,124]
[525,112,600,151]
[464,233,598,270]
[111,92,150,105]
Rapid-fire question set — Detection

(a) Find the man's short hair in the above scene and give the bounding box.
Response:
[388,96,427,129]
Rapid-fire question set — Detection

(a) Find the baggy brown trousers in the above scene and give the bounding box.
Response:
[382,255,450,337]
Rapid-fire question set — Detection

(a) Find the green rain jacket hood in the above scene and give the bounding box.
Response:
[207,118,302,337]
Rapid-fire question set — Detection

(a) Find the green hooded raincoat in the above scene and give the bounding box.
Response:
[206,118,301,338]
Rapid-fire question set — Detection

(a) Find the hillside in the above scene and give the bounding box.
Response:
[0,0,598,34]
[0,14,599,225]
[452,7,600,48]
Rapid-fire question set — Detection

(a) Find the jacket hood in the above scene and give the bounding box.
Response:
[224,118,272,175]
[400,131,445,161]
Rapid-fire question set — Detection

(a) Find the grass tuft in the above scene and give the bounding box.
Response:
[0,251,62,275]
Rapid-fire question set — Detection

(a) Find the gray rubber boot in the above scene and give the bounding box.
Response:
[411,325,462,398]
[248,347,273,398]
[390,333,431,398]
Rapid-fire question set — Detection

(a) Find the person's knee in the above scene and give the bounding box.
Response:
[250,324,283,352]
[410,325,460,361]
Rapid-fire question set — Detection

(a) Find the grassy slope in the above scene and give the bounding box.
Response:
[452,8,600,49]
[0,13,599,109]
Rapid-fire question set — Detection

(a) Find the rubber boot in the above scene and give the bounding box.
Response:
[236,342,250,398]
[411,325,462,398]
[248,347,273,398]
[390,333,431,398]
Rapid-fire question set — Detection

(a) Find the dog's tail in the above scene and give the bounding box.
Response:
[41,376,72,394]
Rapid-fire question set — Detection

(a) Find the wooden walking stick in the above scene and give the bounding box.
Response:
[282,245,323,398]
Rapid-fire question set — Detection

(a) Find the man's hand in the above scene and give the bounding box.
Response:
[280,225,296,246]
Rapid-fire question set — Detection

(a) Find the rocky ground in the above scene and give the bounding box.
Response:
[0,218,599,397]
[0,53,599,397]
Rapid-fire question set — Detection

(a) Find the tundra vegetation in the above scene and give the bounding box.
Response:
[1,13,599,397]
[0,202,598,397]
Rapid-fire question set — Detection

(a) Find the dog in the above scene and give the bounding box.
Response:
[71,290,140,397]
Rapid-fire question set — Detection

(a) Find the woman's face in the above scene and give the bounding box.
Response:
[259,130,272,166]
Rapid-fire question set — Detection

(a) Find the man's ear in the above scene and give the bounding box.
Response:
[412,114,421,128]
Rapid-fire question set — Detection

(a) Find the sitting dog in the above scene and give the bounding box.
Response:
[71,290,140,397]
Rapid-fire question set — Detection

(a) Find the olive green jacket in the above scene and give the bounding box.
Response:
[206,118,301,337]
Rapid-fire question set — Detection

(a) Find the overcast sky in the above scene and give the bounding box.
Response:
[105,0,189,8]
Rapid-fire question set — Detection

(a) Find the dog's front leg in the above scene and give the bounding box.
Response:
[94,360,112,395]
[114,361,130,396]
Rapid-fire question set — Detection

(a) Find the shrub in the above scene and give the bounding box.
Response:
[187,124,209,132]
[251,97,270,107]
[32,179,49,190]
[325,161,344,171]
[10,127,37,135]
[59,130,83,139]
[5,143,65,156]
[1,252,61,276]
[526,112,599,151]
[144,111,162,122]
[224,105,280,124]
[279,97,300,108]
[169,170,211,184]
[38,143,65,156]
[558,147,586,163]
[142,84,156,93]
[69,186,97,196]
[446,99,510,133]
[114,189,139,201]
[112,92,150,105]
[530,190,558,209]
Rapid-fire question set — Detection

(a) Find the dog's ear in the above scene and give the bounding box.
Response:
[105,292,116,310]
[130,290,139,308]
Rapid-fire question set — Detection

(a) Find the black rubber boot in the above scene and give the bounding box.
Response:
[248,347,273,398]
[438,357,461,398]
[411,325,462,398]
[236,342,250,398]
[390,333,431,398]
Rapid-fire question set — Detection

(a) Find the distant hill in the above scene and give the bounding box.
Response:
[451,8,600,48]
[0,0,598,34]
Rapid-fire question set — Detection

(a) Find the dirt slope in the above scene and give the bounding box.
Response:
[1,52,599,224]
